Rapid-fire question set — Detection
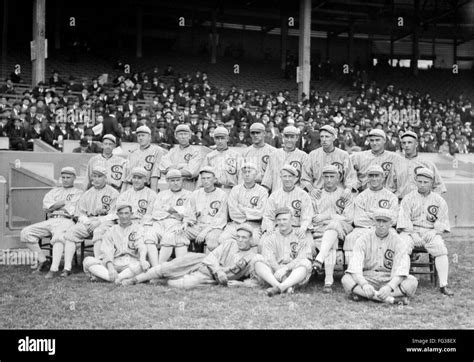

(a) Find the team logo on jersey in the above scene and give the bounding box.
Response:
[66,194,73,201]
[378,199,390,208]
[381,162,392,178]
[335,198,345,214]
[229,258,249,275]
[290,242,299,259]
[262,155,269,171]
[176,198,184,206]
[383,249,394,270]
[291,200,302,218]
[225,157,237,175]
[128,231,137,250]
[427,205,439,222]
[144,155,155,171]
[250,196,259,207]
[331,162,344,181]
[137,199,148,215]
[184,153,192,162]
[111,165,123,180]
[289,161,302,178]
[209,201,222,216]
[101,195,112,211]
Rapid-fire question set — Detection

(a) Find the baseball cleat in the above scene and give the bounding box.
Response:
[323,284,333,293]
[440,286,454,297]
[31,261,50,274]
[60,269,72,278]
[312,260,323,272]
[394,297,410,305]
[121,278,138,286]
[89,275,99,282]
[266,286,281,297]
[45,270,60,279]
[286,287,294,294]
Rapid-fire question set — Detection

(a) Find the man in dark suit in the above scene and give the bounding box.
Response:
[84,129,102,153]
[41,122,56,147]
[73,138,92,153]
[8,118,28,150]
[300,127,320,153]
[102,110,121,146]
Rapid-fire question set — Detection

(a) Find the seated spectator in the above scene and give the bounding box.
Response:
[73,138,91,153]
[49,70,66,87]
[8,118,28,150]
[26,121,42,150]
[0,79,16,94]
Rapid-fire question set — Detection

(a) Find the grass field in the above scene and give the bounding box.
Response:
[1,229,473,329]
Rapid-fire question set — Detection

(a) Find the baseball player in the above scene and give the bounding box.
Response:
[64,166,119,258]
[159,124,203,190]
[220,162,268,247]
[121,223,257,289]
[253,207,313,296]
[241,122,276,184]
[261,164,313,246]
[144,169,192,265]
[397,168,454,296]
[84,134,127,191]
[311,165,355,293]
[344,164,399,263]
[301,125,358,202]
[121,125,164,192]
[396,131,447,200]
[350,129,403,193]
[21,167,83,275]
[200,126,241,192]
[115,167,156,224]
[342,208,418,304]
[82,203,150,283]
[182,166,228,253]
[261,126,308,192]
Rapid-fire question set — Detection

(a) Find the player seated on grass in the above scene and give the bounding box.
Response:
[181,166,228,253]
[21,167,83,276]
[252,207,313,297]
[64,166,119,258]
[310,165,354,293]
[341,208,418,305]
[121,223,258,289]
[397,167,454,296]
[143,169,191,266]
[83,203,150,283]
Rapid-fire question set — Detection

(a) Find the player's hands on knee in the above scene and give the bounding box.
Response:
[140,260,151,272]
[274,266,288,282]
[362,284,375,299]
[377,285,392,300]
[310,188,322,200]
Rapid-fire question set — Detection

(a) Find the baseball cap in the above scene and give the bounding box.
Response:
[199,166,216,177]
[367,165,384,175]
[236,223,254,235]
[175,124,191,133]
[368,129,386,140]
[214,126,229,137]
[280,164,298,176]
[91,166,107,176]
[102,134,117,144]
[136,125,151,135]
[372,208,394,222]
[241,162,258,171]
[283,126,299,135]
[275,207,292,218]
[319,125,337,137]
[131,167,148,178]
[416,167,434,179]
[116,203,132,212]
[322,165,339,174]
[60,166,77,176]
[249,123,265,132]
[400,131,418,140]
[166,169,183,179]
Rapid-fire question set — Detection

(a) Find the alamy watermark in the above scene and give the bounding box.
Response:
[0,250,38,268]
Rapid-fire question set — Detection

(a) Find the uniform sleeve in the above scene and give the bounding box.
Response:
[396,197,414,231]
[42,188,58,211]
[261,195,276,232]
[201,243,224,274]
[243,188,268,221]
[64,190,84,216]
[390,236,410,278]
[384,154,400,194]
[134,226,147,256]
[261,234,280,271]
[210,193,228,230]
[388,193,400,226]
[343,153,358,191]
[122,155,131,183]
[184,149,204,179]
[261,156,273,191]
[353,194,372,227]
[299,193,314,231]
[158,149,173,174]
[150,148,163,179]
[100,229,116,265]
[142,191,157,224]
[84,158,93,190]
[346,237,366,274]
[228,188,246,222]
[75,192,89,218]
[300,155,314,191]
[349,153,362,190]
[341,193,355,223]
[183,192,198,224]
[434,198,450,233]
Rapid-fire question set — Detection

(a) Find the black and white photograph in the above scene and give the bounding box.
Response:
[0,0,473,359]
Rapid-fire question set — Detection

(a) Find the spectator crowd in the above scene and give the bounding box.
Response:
[0,64,473,155]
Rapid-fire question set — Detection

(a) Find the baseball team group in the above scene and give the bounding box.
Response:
[20,120,455,303]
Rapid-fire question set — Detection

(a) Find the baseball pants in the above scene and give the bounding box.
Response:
[399,231,448,257]
[21,217,75,245]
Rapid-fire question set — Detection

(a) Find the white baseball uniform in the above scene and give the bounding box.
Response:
[122,144,164,186]
[201,148,241,190]
[159,144,203,189]
[241,143,276,183]
[85,154,128,190]
[115,186,157,223]
[261,148,308,192]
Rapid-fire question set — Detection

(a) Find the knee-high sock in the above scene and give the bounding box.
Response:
[279,266,307,292]
[50,243,64,271]
[316,230,338,263]
[324,249,337,286]
[147,245,159,267]
[88,264,111,281]
[135,265,163,283]
[27,243,47,263]
[435,255,449,288]
[63,241,76,271]
[254,262,280,288]
[93,241,102,259]
[158,246,173,263]
[345,251,353,266]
